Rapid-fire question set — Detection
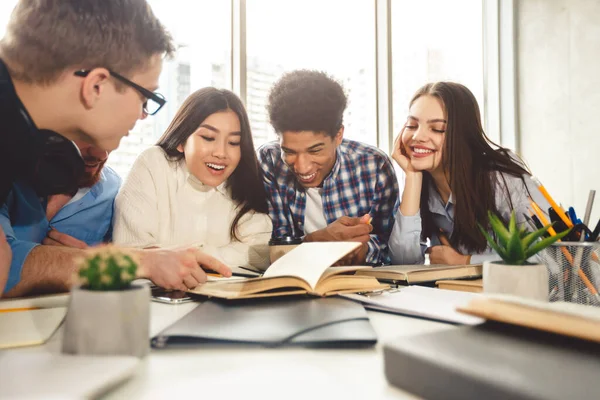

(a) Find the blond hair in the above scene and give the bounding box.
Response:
[0,0,175,84]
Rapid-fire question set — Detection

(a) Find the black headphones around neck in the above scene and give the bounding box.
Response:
[30,129,85,197]
[0,59,85,197]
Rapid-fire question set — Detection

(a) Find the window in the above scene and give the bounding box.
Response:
[391,0,484,134]
[0,0,489,176]
[0,1,17,38]
[107,0,232,178]
[246,0,377,147]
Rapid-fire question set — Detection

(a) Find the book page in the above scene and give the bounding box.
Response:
[0,307,67,349]
[263,242,360,290]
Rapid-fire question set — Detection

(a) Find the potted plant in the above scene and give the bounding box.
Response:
[478,211,570,301]
[62,246,150,357]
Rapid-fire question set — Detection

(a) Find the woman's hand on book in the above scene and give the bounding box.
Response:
[137,247,232,291]
[427,245,471,265]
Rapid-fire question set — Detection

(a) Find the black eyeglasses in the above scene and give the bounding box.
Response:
[74,69,166,115]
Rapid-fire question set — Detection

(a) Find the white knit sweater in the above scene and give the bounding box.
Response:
[112,146,272,269]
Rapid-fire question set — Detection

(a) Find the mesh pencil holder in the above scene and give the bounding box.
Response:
[538,242,600,306]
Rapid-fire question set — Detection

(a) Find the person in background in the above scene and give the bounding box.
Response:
[0,142,121,297]
[258,70,399,266]
[0,0,230,289]
[113,88,272,270]
[388,82,548,265]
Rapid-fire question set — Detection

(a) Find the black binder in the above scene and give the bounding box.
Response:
[384,321,600,400]
[152,296,377,348]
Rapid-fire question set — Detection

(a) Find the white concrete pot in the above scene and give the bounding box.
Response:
[483,261,549,301]
[62,284,150,358]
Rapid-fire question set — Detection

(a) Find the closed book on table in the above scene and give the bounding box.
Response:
[356,264,482,284]
[436,278,483,293]
[384,322,600,400]
[152,296,377,348]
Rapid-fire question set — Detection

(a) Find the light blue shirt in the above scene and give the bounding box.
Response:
[0,167,121,292]
[388,172,551,265]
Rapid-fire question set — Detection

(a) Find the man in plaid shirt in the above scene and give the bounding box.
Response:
[258,70,399,265]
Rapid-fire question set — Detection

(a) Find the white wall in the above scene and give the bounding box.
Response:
[517,0,600,227]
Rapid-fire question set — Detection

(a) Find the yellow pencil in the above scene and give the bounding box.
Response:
[0,307,39,313]
[530,202,560,237]
[531,176,574,228]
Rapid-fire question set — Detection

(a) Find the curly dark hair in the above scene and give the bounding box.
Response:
[267,70,348,138]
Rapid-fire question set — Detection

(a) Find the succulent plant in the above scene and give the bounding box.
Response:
[76,246,138,291]
[478,211,571,265]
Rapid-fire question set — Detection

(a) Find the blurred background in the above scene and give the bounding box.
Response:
[1,0,597,222]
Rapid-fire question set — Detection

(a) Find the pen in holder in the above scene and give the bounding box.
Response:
[539,242,600,306]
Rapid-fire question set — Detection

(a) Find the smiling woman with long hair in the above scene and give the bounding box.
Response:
[112,88,272,269]
[388,82,548,265]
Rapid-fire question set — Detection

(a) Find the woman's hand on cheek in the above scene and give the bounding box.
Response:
[427,245,471,265]
[392,127,418,174]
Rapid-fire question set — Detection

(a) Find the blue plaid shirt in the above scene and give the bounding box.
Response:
[258,139,399,265]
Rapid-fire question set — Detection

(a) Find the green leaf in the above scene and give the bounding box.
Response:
[479,225,508,260]
[519,227,530,239]
[487,212,511,247]
[524,228,571,259]
[508,210,518,236]
[522,224,553,250]
[507,226,525,264]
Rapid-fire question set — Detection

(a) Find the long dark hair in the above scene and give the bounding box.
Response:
[411,82,530,253]
[156,87,268,241]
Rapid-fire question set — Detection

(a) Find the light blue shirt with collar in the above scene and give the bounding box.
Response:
[0,167,121,292]
[388,172,551,265]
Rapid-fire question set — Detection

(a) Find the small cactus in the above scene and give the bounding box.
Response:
[76,246,138,291]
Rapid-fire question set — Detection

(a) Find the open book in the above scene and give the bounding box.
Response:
[355,264,482,284]
[189,242,388,299]
[458,295,600,343]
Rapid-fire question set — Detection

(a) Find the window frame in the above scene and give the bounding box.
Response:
[231,0,515,154]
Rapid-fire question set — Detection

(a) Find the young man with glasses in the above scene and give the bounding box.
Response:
[0,0,230,297]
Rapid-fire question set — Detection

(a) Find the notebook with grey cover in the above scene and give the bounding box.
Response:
[152,296,377,348]
[384,322,600,400]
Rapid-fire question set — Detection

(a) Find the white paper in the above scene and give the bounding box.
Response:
[342,286,484,325]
